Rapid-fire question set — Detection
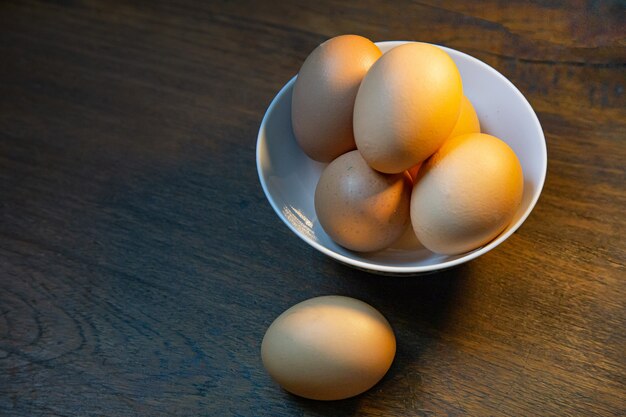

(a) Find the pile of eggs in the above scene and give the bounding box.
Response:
[292,35,524,255]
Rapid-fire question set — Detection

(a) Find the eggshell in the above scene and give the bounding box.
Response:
[411,133,524,255]
[354,42,463,173]
[314,150,412,252]
[261,295,396,401]
[448,96,480,139]
[292,35,382,162]
[389,222,424,250]
[408,162,422,183]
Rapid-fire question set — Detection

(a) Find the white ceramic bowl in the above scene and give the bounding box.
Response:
[256,41,547,275]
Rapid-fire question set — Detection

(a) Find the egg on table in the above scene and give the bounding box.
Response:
[291,35,382,162]
[410,133,524,255]
[353,42,463,173]
[261,295,396,401]
[314,150,412,252]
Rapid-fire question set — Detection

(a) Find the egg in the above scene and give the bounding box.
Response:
[411,133,524,255]
[448,95,480,139]
[261,295,396,401]
[315,150,412,252]
[389,222,424,250]
[354,42,463,173]
[292,35,382,162]
[408,162,422,183]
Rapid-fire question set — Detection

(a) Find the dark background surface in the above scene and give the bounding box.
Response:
[1,1,625,416]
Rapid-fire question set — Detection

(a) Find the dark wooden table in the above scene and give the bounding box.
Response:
[1,1,625,416]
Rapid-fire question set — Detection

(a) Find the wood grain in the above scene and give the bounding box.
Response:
[1,0,624,415]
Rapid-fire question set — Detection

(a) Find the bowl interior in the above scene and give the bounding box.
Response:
[256,41,546,274]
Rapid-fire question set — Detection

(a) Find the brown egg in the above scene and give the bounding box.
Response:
[354,42,463,173]
[389,222,424,250]
[448,95,480,139]
[261,295,396,401]
[315,150,412,252]
[408,162,422,183]
[411,133,524,255]
[292,35,382,162]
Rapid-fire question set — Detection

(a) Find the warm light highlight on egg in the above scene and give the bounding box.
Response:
[448,95,480,139]
[353,42,463,173]
[410,133,524,255]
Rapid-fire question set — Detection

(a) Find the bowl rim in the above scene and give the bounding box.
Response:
[256,40,547,274]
